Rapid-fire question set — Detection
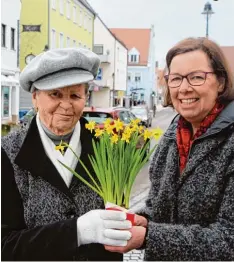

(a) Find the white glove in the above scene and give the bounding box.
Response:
[77,209,132,247]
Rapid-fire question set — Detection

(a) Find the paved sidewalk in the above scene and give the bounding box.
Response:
[124,250,145,262]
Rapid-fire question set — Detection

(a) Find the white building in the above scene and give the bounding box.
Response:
[1,0,21,124]
[91,16,128,107]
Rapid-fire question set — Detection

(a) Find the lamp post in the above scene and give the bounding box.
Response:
[201,2,214,38]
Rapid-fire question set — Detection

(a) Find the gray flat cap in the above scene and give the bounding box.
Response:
[20,48,101,92]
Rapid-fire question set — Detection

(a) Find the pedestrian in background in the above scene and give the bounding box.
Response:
[105,37,234,261]
[1,48,132,261]
[153,104,156,117]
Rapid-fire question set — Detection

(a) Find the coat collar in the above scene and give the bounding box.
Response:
[165,100,234,140]
[15,116,95,200]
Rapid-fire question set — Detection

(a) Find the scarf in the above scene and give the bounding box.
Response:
[36,114,82,187]
[176,102,224,174]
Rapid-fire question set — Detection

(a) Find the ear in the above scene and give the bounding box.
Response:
[32,91,38,108]
[218,77,225,93]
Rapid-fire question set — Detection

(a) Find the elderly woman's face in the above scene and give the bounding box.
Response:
[169,50,224,128]
[32,84,87,135]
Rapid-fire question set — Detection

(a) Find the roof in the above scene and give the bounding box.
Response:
[110,28,151,66]
[79,0,96,15]
[96,17,128,50]
[221,46,234,75]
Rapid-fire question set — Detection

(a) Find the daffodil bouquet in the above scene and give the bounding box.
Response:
[57,118,163,208]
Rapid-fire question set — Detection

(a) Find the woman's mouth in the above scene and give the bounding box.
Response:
[180,98,199,104]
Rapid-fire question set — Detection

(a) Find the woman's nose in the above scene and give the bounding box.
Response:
[59,97,73,109]
[179,78,192,93]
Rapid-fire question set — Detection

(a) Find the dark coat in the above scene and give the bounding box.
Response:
[1,117,122,261]
[142,101,234,261]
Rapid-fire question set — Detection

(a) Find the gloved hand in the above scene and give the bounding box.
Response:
[77,209,132,247]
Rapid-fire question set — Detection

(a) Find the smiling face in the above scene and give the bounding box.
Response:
[169,50,224,130]
[32,84,87,135]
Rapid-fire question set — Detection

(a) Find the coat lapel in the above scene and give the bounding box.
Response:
[15,117,95,200]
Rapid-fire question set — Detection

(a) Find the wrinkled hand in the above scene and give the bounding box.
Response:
[105,226,146,253]
[77,209,132,247]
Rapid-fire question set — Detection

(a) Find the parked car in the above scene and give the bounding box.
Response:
[130,106,152,127]
[19,108,36,125]
[82,106,150,157]
[82,106,139,128]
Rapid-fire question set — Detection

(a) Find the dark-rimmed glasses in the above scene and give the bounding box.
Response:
[164,71,215,88]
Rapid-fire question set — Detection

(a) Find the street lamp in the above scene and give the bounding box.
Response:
[201,2,214,38]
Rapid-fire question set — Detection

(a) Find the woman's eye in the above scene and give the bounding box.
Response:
[71,94,81,99]
[50,92,59,97]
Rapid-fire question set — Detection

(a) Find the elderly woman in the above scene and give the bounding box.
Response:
[1,48,132,261]
[105,37,234,260]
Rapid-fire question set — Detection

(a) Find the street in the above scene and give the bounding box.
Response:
[124,106,177,262]
[130,106,177,211]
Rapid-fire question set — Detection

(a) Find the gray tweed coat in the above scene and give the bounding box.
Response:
[141,100,234,261]
[1,117,122,261]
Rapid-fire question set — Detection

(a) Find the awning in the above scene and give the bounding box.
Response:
[1,75,19,86]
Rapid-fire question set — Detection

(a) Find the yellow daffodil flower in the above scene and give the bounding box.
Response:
[152,127,163,141]
[114,119,124,132]
[121,133,131,143]
[138,125,144,133]
[85,121,96,133]
[143,129,152,141]
[95,128,104,138]
[104,118,112,129]
[106,124,114,135]
[131,119,141,126]
[55,141,66,155]
[110,134,119,144]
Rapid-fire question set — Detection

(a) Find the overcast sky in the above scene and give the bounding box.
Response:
[88,0,234,67]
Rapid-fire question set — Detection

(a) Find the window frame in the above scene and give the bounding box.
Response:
[10,28,15,50]
[1,24,6,48]
[59,0,64,15]
[1,86,10,118]
[59,32,64,48]
[66,36,70,47]
[79,9,83,27]
[66,0,70,19]
[51,0,56,10]
[51,29,56,49]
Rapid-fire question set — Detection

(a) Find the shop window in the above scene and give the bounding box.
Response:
[2,86,10,117]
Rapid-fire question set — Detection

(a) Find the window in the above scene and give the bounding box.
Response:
[84,13,87,30]
[93,45,103,55]
[59,33,64,47]
[89,17,91,33]
[73,6,77,23]
[51,0,56,10]
[79,9,83,26]
[60,0,64,15]
[127,73,131,81]
[10,28,15,50]
[1,24,6,47]
[66,36,70,47]
[73,40,76,47]
[51,29,56,49]
[130,54,137,63]
[135,72,141,82]
[66,0,70,19]
[2,86,10,117]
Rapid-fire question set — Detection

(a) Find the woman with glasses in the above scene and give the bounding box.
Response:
[105,37,234,260]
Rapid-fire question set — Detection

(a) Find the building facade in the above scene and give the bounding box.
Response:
[111,26,156,109]
[1,0,21,124]
[19,0,95,110]
[92,16,127,107]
